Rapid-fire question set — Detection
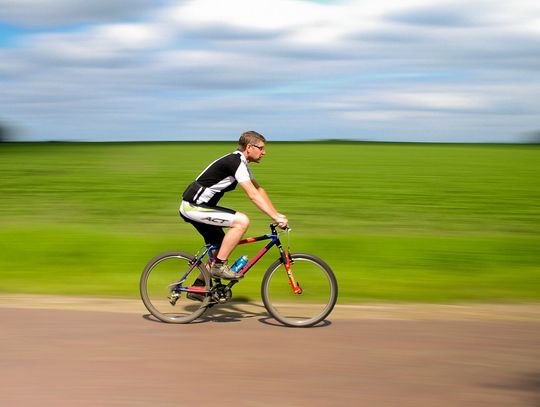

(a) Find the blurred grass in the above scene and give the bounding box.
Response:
[1,141,539,303]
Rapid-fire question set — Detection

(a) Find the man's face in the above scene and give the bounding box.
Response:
[246,142,266,163]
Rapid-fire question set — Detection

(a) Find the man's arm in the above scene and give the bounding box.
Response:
[239,180,288,227]
[250,179,278,214]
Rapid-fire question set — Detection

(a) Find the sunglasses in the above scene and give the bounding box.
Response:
[250,144,265,151]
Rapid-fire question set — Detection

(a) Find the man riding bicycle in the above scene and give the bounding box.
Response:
[180,131,288,280]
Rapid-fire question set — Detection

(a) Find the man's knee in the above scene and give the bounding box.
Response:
[233,212,250,229]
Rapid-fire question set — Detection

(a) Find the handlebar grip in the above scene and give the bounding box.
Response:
[271,223,290,231]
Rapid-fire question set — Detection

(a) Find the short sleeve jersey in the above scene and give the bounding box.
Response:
[186,151,253,206]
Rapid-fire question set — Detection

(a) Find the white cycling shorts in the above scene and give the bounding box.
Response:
[179,200,237,227]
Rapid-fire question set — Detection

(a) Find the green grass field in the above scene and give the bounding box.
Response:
[1,141,539,303]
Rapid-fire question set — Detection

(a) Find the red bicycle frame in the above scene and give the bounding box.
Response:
[185,224,302,294]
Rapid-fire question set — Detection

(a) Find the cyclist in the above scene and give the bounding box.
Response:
[180,131,288,281]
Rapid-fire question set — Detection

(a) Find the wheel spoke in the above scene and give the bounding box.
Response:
[140,252,211,323]
[262,254,338,327]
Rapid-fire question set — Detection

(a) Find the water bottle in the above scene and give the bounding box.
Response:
[231,255,248,272]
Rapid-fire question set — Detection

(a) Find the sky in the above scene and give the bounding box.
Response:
[0,0,539,143]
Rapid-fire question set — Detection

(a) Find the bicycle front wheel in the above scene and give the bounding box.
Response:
[261,253,338,327]
[140,251,211,324]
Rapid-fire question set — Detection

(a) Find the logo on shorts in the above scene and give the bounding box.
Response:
[202,216,228,224]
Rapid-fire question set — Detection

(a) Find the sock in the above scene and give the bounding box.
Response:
[214,257,226,265]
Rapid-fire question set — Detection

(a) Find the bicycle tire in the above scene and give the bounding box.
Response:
[261,253,338,327]
[140,251,211,323]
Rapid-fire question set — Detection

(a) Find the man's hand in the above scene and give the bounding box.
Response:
[273,213,289,229]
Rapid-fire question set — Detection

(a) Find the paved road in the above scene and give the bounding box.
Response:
[1,303,539,406]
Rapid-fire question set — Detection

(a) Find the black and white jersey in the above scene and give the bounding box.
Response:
[182,151,253,206]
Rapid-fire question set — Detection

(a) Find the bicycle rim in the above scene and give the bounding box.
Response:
[140,251,211,323]
[262,253,338,327]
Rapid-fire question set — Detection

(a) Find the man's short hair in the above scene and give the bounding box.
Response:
[238,131,266,151]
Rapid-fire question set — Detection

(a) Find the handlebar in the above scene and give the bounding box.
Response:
[271,223,291,232]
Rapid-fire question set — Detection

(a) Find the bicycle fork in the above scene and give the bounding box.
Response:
[281,249,303,295]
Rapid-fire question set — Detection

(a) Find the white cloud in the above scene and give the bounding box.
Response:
[95,23,167,49]
[0,0,157,27]
[390,92,490,110]
[0,0,539,142]
[166,0,334,31]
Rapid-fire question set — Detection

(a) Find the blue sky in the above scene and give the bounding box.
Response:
[0,0,539,142]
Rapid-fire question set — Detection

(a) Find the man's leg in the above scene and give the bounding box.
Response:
[190,216,249,282]
[184,222,224,301]
[216,212,250,262]
[180,201,248,279]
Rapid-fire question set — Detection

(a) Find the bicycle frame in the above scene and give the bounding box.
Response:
[178,224,302,295]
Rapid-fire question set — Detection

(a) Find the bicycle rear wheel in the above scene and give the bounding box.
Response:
[140,251,211,323]
[261,253,338,327]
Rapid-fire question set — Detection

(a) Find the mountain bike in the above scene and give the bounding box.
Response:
[140,224,338,327]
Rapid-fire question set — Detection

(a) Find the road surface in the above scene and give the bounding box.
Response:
[1,297,539,406]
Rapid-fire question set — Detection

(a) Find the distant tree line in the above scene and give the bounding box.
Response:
[526,131,540,144]
[0,123,15,142]
[0,124,9,142]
